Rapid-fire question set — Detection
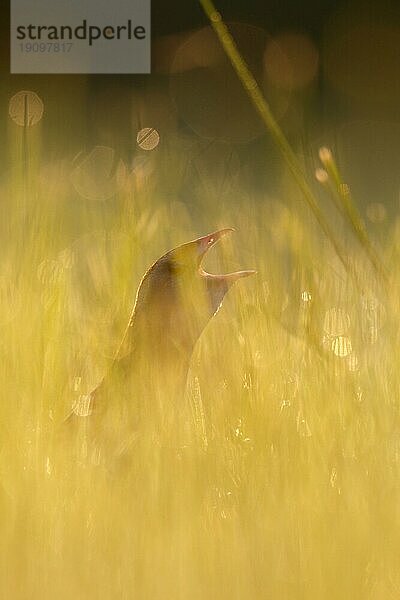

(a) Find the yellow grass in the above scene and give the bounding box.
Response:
[1,76,400,600]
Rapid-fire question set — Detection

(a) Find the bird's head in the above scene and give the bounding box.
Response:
[132,229,255,361]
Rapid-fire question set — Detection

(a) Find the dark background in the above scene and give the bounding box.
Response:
[2,0,400,213]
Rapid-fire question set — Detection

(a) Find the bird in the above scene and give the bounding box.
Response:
[66,228,255,462]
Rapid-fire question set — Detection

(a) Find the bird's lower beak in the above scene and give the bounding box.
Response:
[214,269,256,281]
[197,228,256,280]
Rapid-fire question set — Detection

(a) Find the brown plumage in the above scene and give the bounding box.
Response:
[68,229,255,460]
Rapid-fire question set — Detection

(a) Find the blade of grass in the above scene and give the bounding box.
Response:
[318,147,388,283]
[198,0,388,288]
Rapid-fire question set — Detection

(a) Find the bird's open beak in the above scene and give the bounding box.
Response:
[196,229,256,281]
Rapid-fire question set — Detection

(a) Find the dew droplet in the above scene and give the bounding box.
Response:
[297,411,312,437]
[319,146,333,164]
[315,168,329,183]
[243,373,252,390]
[355,386,363,403]
[330,468,337,487]
[301,290,312,302]
[280,399,291,411]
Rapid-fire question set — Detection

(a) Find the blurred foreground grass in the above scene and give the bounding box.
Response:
[0,106,400,600]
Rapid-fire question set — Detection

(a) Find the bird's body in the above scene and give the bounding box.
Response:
[67,229,254,462]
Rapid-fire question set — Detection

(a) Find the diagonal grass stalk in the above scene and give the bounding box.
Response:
[198,0,387,288]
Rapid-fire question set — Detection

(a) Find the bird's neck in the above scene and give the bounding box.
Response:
[101,314,192,403]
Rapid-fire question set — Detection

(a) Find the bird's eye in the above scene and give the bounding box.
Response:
[208,237,214,245]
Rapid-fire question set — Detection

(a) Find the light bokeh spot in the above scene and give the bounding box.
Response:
[324,308,351,336]
[315,168,329,183]
[348,354,359,372]
[319,146,333,164]
[170,24,288,143]
[264,32,319,90]
[332,336,353,358]
[137,127,160,151]
[71,146,127,201]
[72,394,94,417]
[366,202,387,223]
[9,90,44,127]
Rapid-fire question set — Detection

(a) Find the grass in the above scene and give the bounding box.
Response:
[1,47,400,600]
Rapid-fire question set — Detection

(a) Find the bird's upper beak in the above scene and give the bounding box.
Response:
[196,228,256,281]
